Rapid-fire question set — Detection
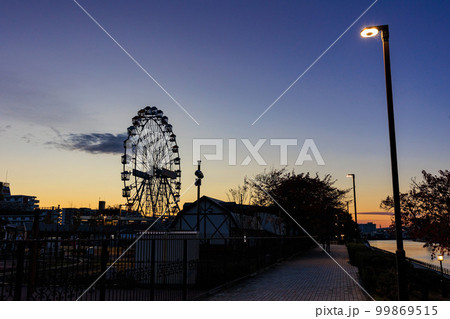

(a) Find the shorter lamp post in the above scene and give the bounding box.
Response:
[346,174,357,224]
[437,254,447,297]
[194,160,204,232]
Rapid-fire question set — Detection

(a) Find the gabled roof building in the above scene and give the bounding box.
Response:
[171,196,285,244]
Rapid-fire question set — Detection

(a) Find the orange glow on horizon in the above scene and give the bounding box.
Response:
[357,214,393,228]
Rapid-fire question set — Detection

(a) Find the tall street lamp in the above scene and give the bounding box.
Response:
[346,174,357,224]
[361,24,407,300]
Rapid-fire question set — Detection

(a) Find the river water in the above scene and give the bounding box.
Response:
[368,240,450,271]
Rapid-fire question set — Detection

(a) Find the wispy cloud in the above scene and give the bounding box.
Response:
[48,131,126,155]
[0,125,12,135]
[21,133,34,144]
[0,74,79,126]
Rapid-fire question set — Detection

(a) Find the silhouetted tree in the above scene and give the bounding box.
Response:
[245,168,287,207]
[103,205,121,217]
[226,184,251,204]
[381,170,450,255]
[245,168,358,240]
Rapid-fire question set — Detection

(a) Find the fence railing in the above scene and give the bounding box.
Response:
[0,233,313,301]
[0,232,199,301]
[370,246,450,277]
[407,257,450,277]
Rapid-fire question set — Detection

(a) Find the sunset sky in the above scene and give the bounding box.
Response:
[1,1,449,227]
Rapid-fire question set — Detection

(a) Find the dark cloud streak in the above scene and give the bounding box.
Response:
[48,132,127,155]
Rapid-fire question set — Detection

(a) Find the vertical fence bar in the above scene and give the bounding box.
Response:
[14,241,25,301]
[99,240,108,301]
[112,237,117,301]
[182,239,188,301]
[257,238,261,269]
[53,239,58,299]
[26,240,38,300]
[118,237,122,301]
[150,238,155,301]
[1,241,6,300]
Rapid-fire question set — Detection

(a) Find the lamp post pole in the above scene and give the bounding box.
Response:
[438,255,447,297]
[195,160,204,232]
[196,161,201,232]
[347,174,357,224]
[361,24,407,300]
[381,26,407,301]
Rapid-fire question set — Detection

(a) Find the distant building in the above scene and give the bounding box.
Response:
[0,181,39,211]
[0,207,61,226]
[62,207,96,225]
[61,207,158,228]
[373,227,395,239]
[0,210,35,225]
[359,222,377,235]
[0,182,11,198]
[1,195,40,211]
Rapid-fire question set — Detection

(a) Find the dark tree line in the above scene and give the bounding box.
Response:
[381,170,450,255]
[229,168,359,241]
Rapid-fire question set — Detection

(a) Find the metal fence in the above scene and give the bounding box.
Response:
[370,246,450,276]
[0,232,313,301]
[0,232,200,301]
[407,257,450,277]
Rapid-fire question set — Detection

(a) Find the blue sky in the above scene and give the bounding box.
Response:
[0,0,449,224]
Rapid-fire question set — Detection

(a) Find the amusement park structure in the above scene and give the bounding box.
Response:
[121,106,181,219]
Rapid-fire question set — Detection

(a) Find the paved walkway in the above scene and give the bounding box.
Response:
[207,244,371,301]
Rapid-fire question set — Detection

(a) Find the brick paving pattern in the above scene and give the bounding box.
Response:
[207,244,370,301]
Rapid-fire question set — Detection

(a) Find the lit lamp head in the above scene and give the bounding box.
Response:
[360,27,379,38]
[360,25,389,39]
[437,254,444,262]
[346,174,354,178]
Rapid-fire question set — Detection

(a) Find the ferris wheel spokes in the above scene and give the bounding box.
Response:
[122,106,181,219]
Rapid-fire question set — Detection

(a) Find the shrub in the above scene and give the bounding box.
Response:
[346,242,368,265]
[346,243,398,299]
[346,243,449,300]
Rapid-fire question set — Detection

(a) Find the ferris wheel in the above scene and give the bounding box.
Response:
[121,106,181,218]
